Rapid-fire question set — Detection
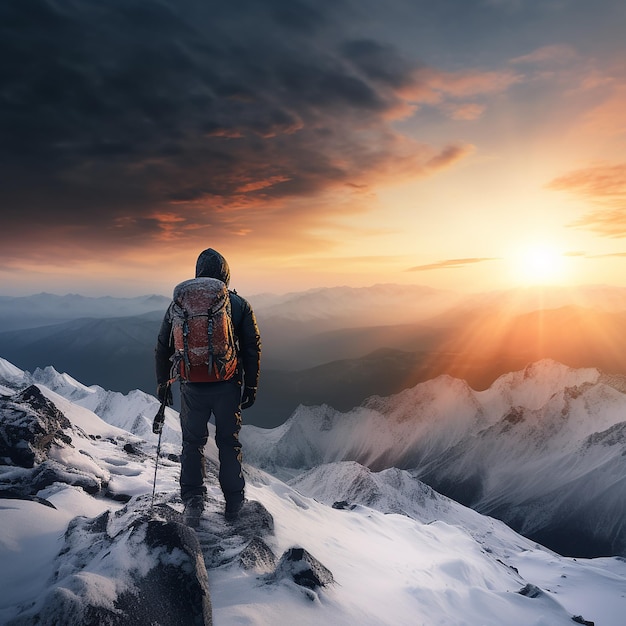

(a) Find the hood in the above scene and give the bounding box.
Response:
[195,248,230,286]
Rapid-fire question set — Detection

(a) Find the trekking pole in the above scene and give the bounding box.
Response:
[150,382,170,513]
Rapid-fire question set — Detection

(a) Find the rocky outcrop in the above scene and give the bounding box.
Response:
[0,385,72,468]
[0,385,109,500]
[8,508,212,626]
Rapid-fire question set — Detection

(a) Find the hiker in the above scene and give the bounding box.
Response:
[155,248,261,525]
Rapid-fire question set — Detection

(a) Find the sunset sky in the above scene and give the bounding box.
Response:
[1,0,625,297]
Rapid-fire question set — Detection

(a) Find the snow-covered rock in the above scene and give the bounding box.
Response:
[0,358,181,446]
[7,510,213,626]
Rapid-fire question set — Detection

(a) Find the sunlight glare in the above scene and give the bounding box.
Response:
[511,242,568,286]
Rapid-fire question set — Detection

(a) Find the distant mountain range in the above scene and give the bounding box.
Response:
[0,292,171,330]
[242,359,626,558]
[3,285,626,428]
[0,311,164,397]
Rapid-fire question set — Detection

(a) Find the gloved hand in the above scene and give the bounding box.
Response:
[240,386,257,410]
[157,382,173,406]
[152,404,166,434]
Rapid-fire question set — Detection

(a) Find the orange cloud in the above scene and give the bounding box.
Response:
[562,250,626,259]
[407,257,501,272]
[426,144,475,170]
[549,163,626,236]
[580,84,626,136]
[394,66,522,121]
[591,251,626,259]
[443,103,486,121]
[402,67,522,103]
[550,164,626,197]
[235,176,293,194]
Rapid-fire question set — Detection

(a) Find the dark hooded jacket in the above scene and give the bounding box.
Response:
[155,248,261,389]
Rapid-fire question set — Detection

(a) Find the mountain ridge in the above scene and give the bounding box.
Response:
[1,356,625,624]
[5,285,626,428]
[241,359,626,557]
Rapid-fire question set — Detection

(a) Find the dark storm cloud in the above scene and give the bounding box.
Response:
[340,39,416,90]
[0,0,474,258]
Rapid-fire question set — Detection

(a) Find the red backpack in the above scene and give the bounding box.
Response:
[171,277,238,382]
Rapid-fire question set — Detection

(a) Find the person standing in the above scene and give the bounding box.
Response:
[155,248,261,525]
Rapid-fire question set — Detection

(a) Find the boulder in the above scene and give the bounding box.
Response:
[0,385,72,468]
[269,546,334,590]
[9,511,213,626]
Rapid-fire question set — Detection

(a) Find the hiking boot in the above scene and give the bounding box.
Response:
[224,498,244,522]
[183,496,205,528]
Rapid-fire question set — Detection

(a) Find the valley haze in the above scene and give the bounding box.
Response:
[3,283,626,428]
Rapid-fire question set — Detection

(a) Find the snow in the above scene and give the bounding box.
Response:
[478,359,601,412]
[240,358,626,558]
[0,357,25,395]
[243,360,610,477]
[0,500,73,616]
[210,472,626,626]
[0,358,24,384]
[511,551,626,626]
[2,357,626,625]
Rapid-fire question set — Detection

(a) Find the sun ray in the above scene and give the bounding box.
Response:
[509,242,569,287]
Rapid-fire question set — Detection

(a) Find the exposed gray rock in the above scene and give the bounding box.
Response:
[0,385,72,468]
[269,547,334,590]
[31,459,101,494]
[9,509,213,626]
[230,499,275,536]
[332,500,357,510]
[239,536,277,573]
[518,583,545,598]
[195,498,276,569]
[0,386,106,499]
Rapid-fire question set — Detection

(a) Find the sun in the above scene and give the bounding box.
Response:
[510,242,568,286]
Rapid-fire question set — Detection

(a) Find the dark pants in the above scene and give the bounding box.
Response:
[179,381,244,504]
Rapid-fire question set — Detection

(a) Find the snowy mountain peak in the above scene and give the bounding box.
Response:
[0,356,24,385]
[242,358,626,558]
[31,365,94,400]
[2,357,626,624]
[483,358,600,411]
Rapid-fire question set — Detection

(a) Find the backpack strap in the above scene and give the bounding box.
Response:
[182,310,192,372]
[207,308,214,376]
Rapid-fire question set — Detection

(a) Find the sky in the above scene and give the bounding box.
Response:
[1,0,626,297]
